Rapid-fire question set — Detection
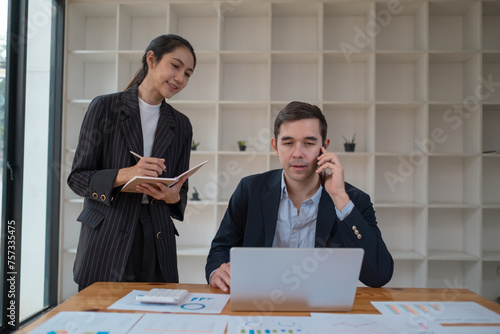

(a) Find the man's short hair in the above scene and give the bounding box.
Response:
[274,101,327,142]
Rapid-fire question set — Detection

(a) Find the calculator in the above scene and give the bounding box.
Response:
[135,288,189,304]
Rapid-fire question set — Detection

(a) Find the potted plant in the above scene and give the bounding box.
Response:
[190,187,200,201]
[237,140,247,152]
[191,139,200,151]
[342,134,356,152]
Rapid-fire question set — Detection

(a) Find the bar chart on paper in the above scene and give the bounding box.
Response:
[228,316,317,334]
[371,302,500,323]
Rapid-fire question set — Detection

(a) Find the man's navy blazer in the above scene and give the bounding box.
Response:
[206,169,394,287]
[68,85,192,287]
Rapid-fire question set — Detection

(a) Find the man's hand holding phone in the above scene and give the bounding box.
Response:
[316,146,351,211]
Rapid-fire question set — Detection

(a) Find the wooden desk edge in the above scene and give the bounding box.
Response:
[17,284,500,333]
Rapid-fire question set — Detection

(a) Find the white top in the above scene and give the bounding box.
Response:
[138,97,161,204]
[138,97,161,157]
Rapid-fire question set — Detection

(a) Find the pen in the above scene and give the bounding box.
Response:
[129,150,167,173]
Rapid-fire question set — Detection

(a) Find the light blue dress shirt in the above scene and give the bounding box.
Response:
[272,171,354,248]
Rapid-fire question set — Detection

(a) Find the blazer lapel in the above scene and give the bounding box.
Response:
[151,102,176,163]
[120,86,144,157]
[262,170,282,247]
[315,188,337,247]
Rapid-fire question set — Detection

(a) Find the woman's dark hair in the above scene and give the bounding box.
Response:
[274,101,327,142]
[125,34,196,90]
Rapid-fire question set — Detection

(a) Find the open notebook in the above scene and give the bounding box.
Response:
[121,160,208,193]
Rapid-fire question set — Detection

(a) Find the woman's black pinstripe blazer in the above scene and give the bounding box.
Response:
[67,85,192,287]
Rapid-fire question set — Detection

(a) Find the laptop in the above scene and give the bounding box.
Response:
[230,247,364,312]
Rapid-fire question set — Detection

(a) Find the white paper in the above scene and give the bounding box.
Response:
[443,326,500,334]
[127,313,228,334]
[28,311,143,334]
[108,290,230,314]
[371,301,500,324]
[227,315,317,334]
[311,313,449,334]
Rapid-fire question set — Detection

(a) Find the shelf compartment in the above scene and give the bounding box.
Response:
[323,2,374,51]
[323,103,372,153]
[482,209,500,257]
[483,156,500,205]
[67,3,118,51]
[271,53,320,102]
[483,1,500,50]
[218,155,267,202]
[374,155,426,205]
[178,255,207,284]
[323,52,374,102]
[62,201,83,251]
[386,260,426,288]
[427,260,481,294]
[117,52,142,92]
[340,155,372,194]
[375,52,426,102]
[429,1,480,51]
[172,52,217,101]
[482,53,500,103]
[271,3,320,51]
[66,52,117,101]
[375,1,427,51]
[220,53,269,101]
[187,154,217,203]
[64,102,88,150]
[483,110,500,154]
[175,205,216,248]
[221,3,270,51]
[117,4,168,51]
[428,103,480,154]
[169,3,219,51]
[429,52,481,102]
[375,103,426,154]
[428,156,481,205]
[376,207,427,258]
[173,103,217,152]
[428,208,481,259]
[219,103,269,152]
[482,261,500,302]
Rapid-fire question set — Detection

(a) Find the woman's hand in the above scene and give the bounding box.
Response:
[136,173,189,204]
[113,157,166,187]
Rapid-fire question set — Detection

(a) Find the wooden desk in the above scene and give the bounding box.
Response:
[18,283,500,333]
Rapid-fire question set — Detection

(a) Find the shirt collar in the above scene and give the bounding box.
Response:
[280,170,323,205]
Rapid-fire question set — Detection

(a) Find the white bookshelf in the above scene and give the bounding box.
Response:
[61,0,500,303]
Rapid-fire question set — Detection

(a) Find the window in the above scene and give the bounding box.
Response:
[1,0,63,330]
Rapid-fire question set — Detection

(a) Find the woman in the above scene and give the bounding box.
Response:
[68,34,196,290]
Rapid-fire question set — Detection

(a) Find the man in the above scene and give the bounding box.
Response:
[205,101,393,291]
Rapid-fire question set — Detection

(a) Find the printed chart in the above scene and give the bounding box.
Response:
[227,316,316,334]
[127,314,228,334]
[28,312,143,334]
[310,313,447,334]
[372,302,500,324]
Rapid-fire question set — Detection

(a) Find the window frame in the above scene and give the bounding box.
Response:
[1,0,64,331]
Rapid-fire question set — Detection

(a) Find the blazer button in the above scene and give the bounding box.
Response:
[151,199,158,206]
[92,192,98,199]
[100,194,106,201]
[352,225,357,231]
[156,231,163,239]
[357,234,362,239]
